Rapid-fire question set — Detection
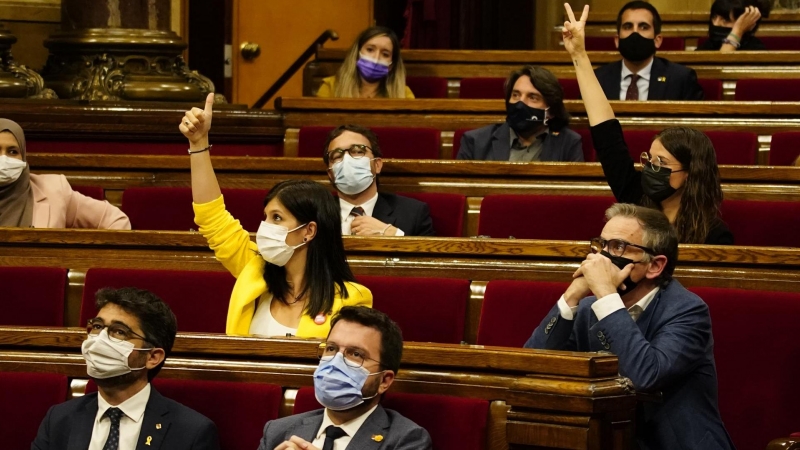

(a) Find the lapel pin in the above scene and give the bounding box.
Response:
[156,424,162,429]
[145,436,152,446]
[372,435,384,442]
[658,76,666,82]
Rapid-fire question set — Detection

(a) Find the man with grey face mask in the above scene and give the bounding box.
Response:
[32,288,219,450]
[322,125,434,237]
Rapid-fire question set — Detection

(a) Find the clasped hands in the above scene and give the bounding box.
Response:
[350,215,395,236]
[564,253,634,307]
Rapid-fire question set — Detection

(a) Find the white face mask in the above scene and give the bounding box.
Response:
[81,329,153,379]
[256,221,308,266]
[332,153,375,196]
[0,155,26,186]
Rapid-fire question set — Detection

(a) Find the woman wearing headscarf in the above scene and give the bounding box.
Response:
[0,119,130,229]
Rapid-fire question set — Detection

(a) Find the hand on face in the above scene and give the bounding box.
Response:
[274,436,320,450]
[562,3,590,57]
[179,93,214,145]
[733,6,761,36]
[573,253,634,299]
[350,215,392,236]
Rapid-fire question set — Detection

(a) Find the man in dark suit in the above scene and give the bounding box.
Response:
[323,125,434,237]
[458,65,583,162]
[32,288,219,450]
[524,203,734,450]
[594,1,704,101]
[259,306,432,450]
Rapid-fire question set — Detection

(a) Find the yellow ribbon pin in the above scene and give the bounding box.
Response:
[156,424,162,429]
[145,436,152,446]
[372,434,384,442]
[658,76,667,82]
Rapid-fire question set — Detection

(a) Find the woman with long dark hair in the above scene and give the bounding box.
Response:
[180,94,372,337]
[316,26,414,98]
[562,5,732,244]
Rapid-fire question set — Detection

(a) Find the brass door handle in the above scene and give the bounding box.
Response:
[240,42,261,60]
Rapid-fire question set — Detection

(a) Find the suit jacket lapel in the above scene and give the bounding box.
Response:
[635,290,662,338]
[490,122,512,161]
[372,194,396,226]
[67,395,98,450]
[292,414,325,442]
[136,389,171,450]
[648,57,667,101]
[348,405,390,448]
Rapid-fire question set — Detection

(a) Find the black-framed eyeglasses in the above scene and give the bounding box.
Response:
[590,237,655,257]
[640,152,685,173]
[86,320,149,344]
[327,144,372,165]
[317,342,382,369]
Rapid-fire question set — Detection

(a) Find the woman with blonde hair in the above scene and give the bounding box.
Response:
[316,26,414,99]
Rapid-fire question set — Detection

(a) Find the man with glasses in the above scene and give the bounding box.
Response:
[322,125,434,237]
[32,288,220,450]
[259,306,432,450]
[524,203,734,450]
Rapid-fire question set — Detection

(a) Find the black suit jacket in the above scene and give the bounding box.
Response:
[457,122,584,162]
[595,57,704,101]
[344,193,435,236]
[32,388,220,450]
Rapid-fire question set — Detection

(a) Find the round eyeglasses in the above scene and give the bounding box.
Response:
[327,144,372,165]
[590,237,655,257]
[86,320,148,343]
[317,342,382,369]
[640,152,685,173]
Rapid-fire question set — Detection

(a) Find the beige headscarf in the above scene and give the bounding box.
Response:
[0,119,34,227]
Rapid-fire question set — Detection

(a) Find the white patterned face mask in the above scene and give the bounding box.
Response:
[0,155,25,186]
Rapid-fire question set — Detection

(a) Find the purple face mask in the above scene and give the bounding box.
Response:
[356,54,390,83]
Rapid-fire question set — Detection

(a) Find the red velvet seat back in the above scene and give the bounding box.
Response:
[687,287,800,450]
[121,187,266,232]
[559,78,581,100]
[698,79,723,101]
[72,185,105,201]
[0,372,68,450]
[720,200,800,247]
[80,268,234,333]
[397,191,466,237]
[293,387,489,450]
[584,36,684,51]
[26,141,282,156]
[769,132,800,166]
[298,126,441,159]
[406,76,448,98]
[477,280,570,347]
[478,194,616,240]
[0,266,66,326]
[357,276,470,343]
[734,79,800,101]
[623,130,659,159]
[459,77,505,99]
[704,131,759,165]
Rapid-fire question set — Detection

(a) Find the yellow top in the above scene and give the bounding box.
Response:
[193,195,372,337]
[316,75,415,98]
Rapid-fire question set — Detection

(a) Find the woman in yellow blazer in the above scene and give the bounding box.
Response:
[316,26,414,99]
[181,94,372,337]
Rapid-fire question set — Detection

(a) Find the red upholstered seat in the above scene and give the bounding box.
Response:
[396,191,465,237]
[80,268,234,333]
[459,77,505,99]
[0,372,68,450]
[298,126,441,159]
[478,194,616,240]
[0,266,66,326]
[704,131,758,165]
[477,280,570,347]
[559,78,581,100]
[406,76,448,98]
[86,378,281,450]
[769,132,800,166]
[734,79,800,101]
[720,200,800,247]
[121,187,266,232]
[26,140,282,156]
[72,185,105,201]
[623,130,659,159]
[357,276,470,343]
[584,36,684,51]
[698,79,723,101]
[293,387,488,450]
[687,287,800,450]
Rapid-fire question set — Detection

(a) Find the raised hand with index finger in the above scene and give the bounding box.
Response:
[179,92,215,145]
[562,3,590,57]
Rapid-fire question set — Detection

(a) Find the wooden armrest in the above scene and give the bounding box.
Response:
[766,436,800,450]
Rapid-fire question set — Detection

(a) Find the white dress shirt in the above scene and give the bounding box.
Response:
[311,405,380,450]
[249,293,298,337]
[89,383,151,450]
[619,58,654,101]
[339,193,404,236]
[557,286,660,322]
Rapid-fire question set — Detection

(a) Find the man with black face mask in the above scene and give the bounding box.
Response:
[524,203,734,450]
[457,65,583,162]
[595,1,704,101]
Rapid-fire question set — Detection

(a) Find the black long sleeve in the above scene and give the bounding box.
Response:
[590,119,643,204]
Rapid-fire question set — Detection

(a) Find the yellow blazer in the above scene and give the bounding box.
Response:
[193,195,372,337]
[316,75,415,98]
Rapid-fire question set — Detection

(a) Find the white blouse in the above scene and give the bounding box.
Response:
[249,293,298,337]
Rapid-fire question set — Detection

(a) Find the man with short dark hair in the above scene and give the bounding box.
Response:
[323,125,434,237]
[32,288,220,450]
[595,1,704,101]
[524,203,733,450]
[258,306,432,450]
[458,65,583,162]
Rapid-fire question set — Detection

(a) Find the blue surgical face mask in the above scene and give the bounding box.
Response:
[313,352,384,411]
[331,153,376,196]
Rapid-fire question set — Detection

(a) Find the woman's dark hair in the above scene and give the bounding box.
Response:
[643,128,724,244]
[616,1,662,35]
[504,66,570,131]
[710,0,771,33]
[329,306,403,374]
[94,287,177,381]
[261,179,356,317]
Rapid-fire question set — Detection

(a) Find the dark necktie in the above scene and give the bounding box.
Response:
[626,74,640,101]
[322,425,348,450]
[102,407,124,450]
[350,206,365,217]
